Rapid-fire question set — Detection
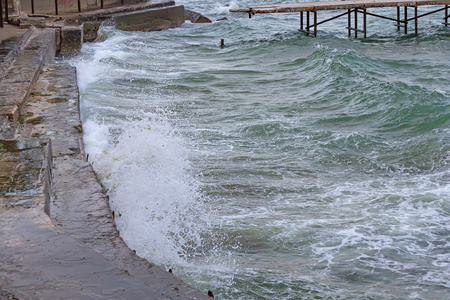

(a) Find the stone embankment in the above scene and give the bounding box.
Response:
[0,2,212,299]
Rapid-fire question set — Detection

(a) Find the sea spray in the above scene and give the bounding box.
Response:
[83,113,213,266]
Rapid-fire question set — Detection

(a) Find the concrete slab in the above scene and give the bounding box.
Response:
[0,138,51,211]
[114,5,185,31]
[0,25,34,78]
[0,204,195,299]
[19,63,82,157]
[20,17,47,28]
[0,28,56,123]
[60,25,83,56]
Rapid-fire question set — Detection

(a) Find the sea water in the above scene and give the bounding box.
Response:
[72,1,450,298]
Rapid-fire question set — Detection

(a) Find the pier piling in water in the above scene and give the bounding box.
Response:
[231,0,450,37]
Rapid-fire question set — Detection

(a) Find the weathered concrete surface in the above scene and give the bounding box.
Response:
[0,19,210,300]
[114,5,184,31]
[0,28,56,126]
[19,63,83,157]
[0,138,52,213]
[0,24,33,79]
[1,190,206,299]
[60,25,83,56]
[19,16,47,28]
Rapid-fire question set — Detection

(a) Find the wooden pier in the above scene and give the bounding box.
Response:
[230,0,450,37]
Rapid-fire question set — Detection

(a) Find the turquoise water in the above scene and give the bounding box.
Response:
[74,1,450,299]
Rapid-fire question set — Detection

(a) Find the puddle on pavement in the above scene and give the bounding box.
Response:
[26,117,44,125]
[46,98,67,103]
[0,139,45,152]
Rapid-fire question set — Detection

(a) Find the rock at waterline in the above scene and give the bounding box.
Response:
[184,9,212,23]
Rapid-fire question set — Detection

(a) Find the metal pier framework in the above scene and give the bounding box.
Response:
[230,0,450,37]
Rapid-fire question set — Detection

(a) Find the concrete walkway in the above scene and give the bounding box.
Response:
[0,6,210,300]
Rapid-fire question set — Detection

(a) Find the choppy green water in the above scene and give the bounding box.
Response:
[74,1,450,299]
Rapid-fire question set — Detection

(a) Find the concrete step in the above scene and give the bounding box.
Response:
[18,61,83,157]
[0,25,35,78]
[114,5,184,31]
[0,28,56,127]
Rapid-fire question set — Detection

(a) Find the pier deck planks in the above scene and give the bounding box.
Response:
[231,0,450,37]
[230,0,450,13]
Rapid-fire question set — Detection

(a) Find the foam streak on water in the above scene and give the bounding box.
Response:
[74,1,450,299]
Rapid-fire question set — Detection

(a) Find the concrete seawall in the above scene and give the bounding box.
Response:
[0,3,211,299]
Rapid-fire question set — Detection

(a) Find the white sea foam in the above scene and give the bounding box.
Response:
[83,113,214,267]
[82,119,110,157]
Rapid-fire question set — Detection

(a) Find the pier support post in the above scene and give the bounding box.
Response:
[314,10,317,37]
[415,4,418,36]
[404,6,408,34]
[300,11,303,30]
[363,8,367,38]
[307,11,310,34]
[234,1,450,39]
[445,5,449,26]
[348,9,351,36]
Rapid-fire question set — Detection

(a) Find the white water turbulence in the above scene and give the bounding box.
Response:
[89,117,208,266]
[73,37,225,274]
